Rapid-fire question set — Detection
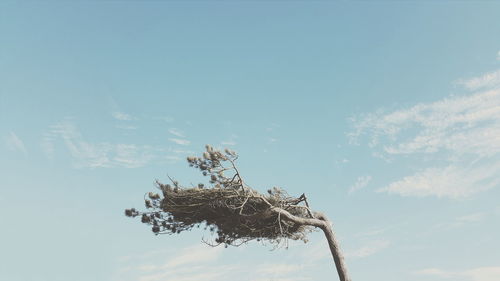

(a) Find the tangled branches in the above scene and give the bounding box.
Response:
[125,145,316,247]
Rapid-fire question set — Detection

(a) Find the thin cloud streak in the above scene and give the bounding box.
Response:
[169,138,191,146]
[168,128,185,138]
[378,163,500,198]
[116,243,317,281]
[112,111,134,121]
[350,88,500,156]
[415,266,500,281]
[221,140,237,146]
[221,134,238,146]
[430,212,486,231]
[257,263,304,275]
[345,240,390,258]
[350,84,500,198]
[349,175,372,193]
[5,132,27,155]
[43,121,157,168]
[456,69,500,91]
[163,244,222,269]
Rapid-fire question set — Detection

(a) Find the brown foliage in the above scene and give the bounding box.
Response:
[125,145,314,247]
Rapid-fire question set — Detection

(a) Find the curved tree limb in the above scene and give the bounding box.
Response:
[270,207,351,281]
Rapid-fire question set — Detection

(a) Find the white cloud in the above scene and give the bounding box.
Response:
[345,240,390,258]
[139,266,228,281]
[116,243,316,281]
[112,111,134,121]
[163,244,222,269]
[266,123,280,132]
[116,124,138,130]
[257,263,304,276]
[432,212,486,231]
[378,164,500,198]
[169,138,191,146]
[456,69,500,91]
[41,133,55,158]
[348,175,372,193]
[153,116,174,123]
[44,121,155,168]
[466,266,500,281]
[113,144,154,168]
[49,122,111,168]
[415,268,456,278]
[171,149,194,154]
[168,128,185,138]
[350,84,500,198]
[416,266,500,281]
[114,244,226,281]
[221,134,238,146]
[5,132,27,155]
[456,212,485,223]
[350,89,500,156]
[221,140,237,146]
[355,227,386,237]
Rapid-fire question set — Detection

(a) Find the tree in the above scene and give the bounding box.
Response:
[125,145,351,281]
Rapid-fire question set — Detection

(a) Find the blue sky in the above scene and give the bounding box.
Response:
[1,1,500,281]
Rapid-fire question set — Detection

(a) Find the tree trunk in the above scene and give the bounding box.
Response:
[270,207,351,281]
[320,217,351,281]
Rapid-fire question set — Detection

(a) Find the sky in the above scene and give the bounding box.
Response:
[1,1,500,281]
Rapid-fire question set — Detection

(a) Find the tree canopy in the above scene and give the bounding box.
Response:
[125,145,351,281]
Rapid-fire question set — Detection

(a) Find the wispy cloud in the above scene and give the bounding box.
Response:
[43,121,155,168]
[221,134,238,146]
[430,212,486,231]
[350,84,500,198]
[355,227,386,237]
[348,175,372,193]
[168,128,185,138]
[415,268,456,278]
[415,266,500,281]
[257,263,304,276]
[116,244,316,281]
[455,212,485,223]
[265,123,279,147]
[114,144,155,168]
[116,244,225,281]
[163,244,222,269]
[112,111,135,121]
[378,164,500,198]
[221,140,237,146]
[171,149,194,155]
[266,123,280,132]
[153,116,174,123]
[456,69,500,91]
[41,133,55,159]
[345,240,390,259]
[5,132,27,155]
[350,89,500,156]
[116,124,138,130]
[169,138,191,146]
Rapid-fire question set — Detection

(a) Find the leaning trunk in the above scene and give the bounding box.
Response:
[269,207,351,281]
[320,218,351,281]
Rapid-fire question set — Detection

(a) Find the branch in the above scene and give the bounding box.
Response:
[270,206,326,229]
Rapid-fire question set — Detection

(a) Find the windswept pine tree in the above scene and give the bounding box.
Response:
[125,145,351,281]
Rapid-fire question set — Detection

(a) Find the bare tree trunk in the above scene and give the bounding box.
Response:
[271,207,351,281]
[319,216,351,281]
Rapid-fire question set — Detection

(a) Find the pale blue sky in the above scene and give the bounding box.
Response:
[1,1,500,281]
